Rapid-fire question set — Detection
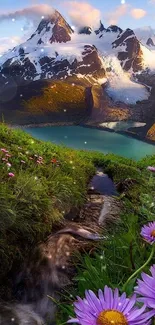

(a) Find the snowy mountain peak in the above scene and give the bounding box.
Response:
[95,21,106,35]
[78,21,106,36]
[1,8,155,110]
[146,38,155,47]
[79,26,92,35]
[112,28,143,72]
[106,25,122,34]
[28,10,74,45]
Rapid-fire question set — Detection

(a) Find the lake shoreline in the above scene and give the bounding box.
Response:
[81,124,155,146]
[10,121,155,146]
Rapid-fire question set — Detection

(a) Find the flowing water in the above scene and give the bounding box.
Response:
[25,125,155,160]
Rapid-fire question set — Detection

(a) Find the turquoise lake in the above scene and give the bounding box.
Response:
[25,126,155,160]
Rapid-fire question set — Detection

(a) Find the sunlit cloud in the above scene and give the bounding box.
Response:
[130,8,147,19]
[67,1,101,28]
[104,3,129,25]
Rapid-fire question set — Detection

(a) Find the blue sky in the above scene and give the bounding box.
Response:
[0,0,155,53]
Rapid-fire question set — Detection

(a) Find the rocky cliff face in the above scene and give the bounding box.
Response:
[95,22,106,35]
[112,29,143,72]
[79,27,92,35]
[0,44,105,86]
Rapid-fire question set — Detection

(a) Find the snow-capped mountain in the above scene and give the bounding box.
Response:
[28,10,73,45]
[106,25,123,34]
[0,11,106,83]
[112,28,143,72]
[1,10,155,141]
[0,16,147,84]
[0,10,155,106]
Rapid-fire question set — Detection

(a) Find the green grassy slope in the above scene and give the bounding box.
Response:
[55,158,155,324]
[0,123,95,283]
[0,123,155,298]
[0,80,92,125]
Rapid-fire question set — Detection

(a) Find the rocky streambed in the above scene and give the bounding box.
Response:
[0,171,121,325]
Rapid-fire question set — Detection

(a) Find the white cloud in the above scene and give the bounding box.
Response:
[130,8,147,19]
[0,4,55,54]
[0,4,54,23]
[134,26,155,40]
[0,36,22,55]
[67,1,101,29]
[104,3,129,25]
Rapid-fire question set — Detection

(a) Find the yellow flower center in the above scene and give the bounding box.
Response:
[97,310,128,325]
[151,230,155,237]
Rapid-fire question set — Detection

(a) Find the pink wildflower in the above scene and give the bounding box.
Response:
[21,160,26,164]
[37,160,43,164]
[1,148,8,153]
[147,166,155,172]
[6,163,12,167]
[8,172,15,177]
[5,154,12,158]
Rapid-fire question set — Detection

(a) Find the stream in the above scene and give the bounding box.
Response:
[0,172,119,325]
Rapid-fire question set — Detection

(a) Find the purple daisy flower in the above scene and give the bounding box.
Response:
[68,286,154,325]
[141,222,155,244]
[135,265,155,309]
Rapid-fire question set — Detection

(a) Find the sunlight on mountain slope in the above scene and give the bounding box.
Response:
[141,44,155,71]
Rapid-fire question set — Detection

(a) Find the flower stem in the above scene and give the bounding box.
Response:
[122,244,155,292]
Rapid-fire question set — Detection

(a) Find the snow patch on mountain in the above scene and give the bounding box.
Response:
[102,56,149,104]
[70,32,119,56]
[100,121,146,130]
[0,41,85,66]
[141,44,155,71]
